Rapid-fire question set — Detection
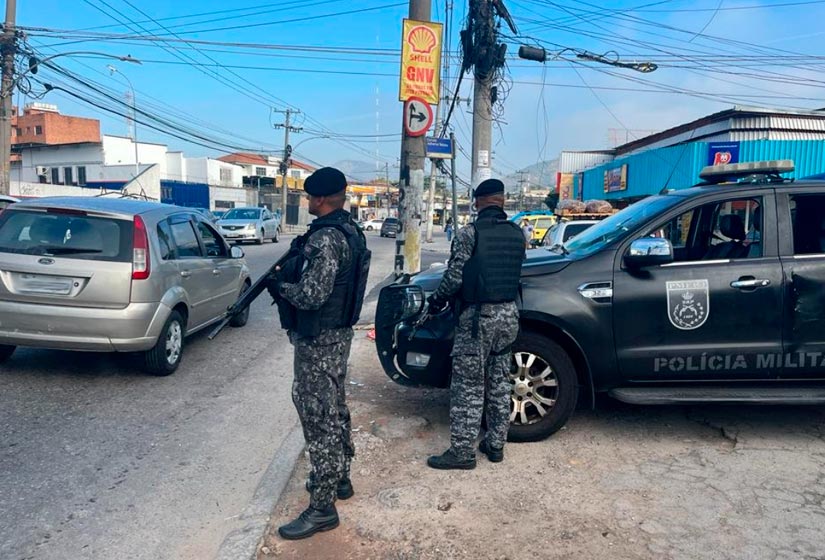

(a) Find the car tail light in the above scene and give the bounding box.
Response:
[132,215,150,280]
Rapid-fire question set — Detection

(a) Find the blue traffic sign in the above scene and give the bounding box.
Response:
[425,136,453,159]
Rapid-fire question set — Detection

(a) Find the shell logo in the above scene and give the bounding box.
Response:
[407,25,437,54]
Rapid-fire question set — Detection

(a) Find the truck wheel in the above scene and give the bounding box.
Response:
[0,344,15,363]
[144,310,185,376]
[229,283,251,327]
[507,332,578,442]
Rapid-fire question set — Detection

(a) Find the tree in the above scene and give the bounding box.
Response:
[544,193,559,212]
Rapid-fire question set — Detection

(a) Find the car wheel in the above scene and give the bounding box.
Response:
[229,283,251,328]
[366,225,374,231]
[144,310,185,376]
[273,227,280,243]
[507,332,578,442]
[0,344,15,363]
[256,229,264,245]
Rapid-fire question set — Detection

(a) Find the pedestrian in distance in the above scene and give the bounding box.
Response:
[267,167,371,540]
[445,216,454,243]
[521,218,534,249]
[426,178,525,470]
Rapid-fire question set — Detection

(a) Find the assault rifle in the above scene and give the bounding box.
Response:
[208,244,300,340]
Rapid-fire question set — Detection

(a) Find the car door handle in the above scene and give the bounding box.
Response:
[730,278,770,289]
[180,270,192,278]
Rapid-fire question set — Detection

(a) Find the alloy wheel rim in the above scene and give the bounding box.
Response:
[165,321,182,365]
[510,351,558,426]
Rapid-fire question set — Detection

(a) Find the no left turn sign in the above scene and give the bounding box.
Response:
[404,97,433,137]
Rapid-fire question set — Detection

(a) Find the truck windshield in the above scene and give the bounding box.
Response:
[564,196,683,257]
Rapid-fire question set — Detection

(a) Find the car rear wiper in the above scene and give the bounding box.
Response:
[41,246,103,255]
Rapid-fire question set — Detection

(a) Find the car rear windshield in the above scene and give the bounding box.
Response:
[223,208,261,220]
[0,209,133,262]
[385,218,398,224]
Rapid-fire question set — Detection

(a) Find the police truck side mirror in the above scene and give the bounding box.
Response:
[624,238,674,269]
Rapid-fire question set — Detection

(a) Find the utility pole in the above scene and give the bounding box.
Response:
[470,0,496,189]
[0,0,17,196]
[396,0,430,275]
[424,110,440,243]
[450,131,458,229]
[517,170,528,211]
[274,108,301,222]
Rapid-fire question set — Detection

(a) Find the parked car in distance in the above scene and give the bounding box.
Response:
[0,197,251,375]
[362,218,385,231]
[217,206,281,244]
[380,217,399,238]
[0,195,19,211]
[539,220,598,248]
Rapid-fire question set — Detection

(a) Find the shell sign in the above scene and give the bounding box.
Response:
[399,19,443,105]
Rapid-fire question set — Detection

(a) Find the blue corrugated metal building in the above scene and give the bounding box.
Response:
[576,106,825,202]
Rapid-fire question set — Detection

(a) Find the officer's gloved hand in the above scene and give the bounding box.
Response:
[427,294,448,314]
[266,272,282,303]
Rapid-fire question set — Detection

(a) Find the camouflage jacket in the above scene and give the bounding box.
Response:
[433,223,475,302]
[279,226,353,343]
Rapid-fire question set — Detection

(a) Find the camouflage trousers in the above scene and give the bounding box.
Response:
[449,302,520,460]
[291,328,355,509]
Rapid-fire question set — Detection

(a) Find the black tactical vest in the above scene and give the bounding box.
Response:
[460,207,525,304]
[277,210,371,337]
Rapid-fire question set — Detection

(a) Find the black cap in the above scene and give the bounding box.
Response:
[304,167,347,196]
[472,178,505,198]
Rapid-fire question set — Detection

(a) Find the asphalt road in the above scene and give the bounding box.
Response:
[0,230,448,560]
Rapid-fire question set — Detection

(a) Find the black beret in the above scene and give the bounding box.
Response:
[304,167,347,196]
[472,178,505,198]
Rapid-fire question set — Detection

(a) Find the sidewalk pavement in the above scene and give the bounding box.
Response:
[254,333,825,559]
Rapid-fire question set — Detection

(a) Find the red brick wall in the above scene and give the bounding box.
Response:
[12,111,100,146]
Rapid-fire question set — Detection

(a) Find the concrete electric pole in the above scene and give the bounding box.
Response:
[470,0,496,189]
[274,108,301,222]
[396,0,431,275]
[0,0,17,196]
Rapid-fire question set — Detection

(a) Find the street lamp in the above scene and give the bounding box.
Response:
[107,64,140,180]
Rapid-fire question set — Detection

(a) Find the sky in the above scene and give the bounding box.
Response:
[16,0,825,185]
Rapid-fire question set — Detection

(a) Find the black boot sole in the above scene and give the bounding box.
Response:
[278,518,339,540]
[426,457,477,470]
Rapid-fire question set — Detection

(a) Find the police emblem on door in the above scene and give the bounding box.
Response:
[666,279,709,330]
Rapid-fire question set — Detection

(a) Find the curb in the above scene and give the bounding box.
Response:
[213,423,305,560]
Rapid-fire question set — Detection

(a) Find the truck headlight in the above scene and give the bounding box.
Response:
[399,285,425,321]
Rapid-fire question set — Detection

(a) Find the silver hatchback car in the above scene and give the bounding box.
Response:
[0,197,250,375]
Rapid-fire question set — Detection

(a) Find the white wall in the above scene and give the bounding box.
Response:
[102,135,168,178]
[210,185,251,210]
[18,143,104,184]
[165,152,186,182]
[207,159,243,188]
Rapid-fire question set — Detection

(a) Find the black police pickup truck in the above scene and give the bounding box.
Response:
[375,160,825,441]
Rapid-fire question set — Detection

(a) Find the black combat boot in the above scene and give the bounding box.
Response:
[305,477,354,500]
[426,449,476,470]
[277,504,339,540]
[478,439,504,463]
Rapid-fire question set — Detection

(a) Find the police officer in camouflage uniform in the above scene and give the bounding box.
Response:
[270,167,371,540]
[426,179,525,469]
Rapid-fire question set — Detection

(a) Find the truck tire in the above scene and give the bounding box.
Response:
[0,344,15,363]
[507,331,578,442]
[144,310,185,376]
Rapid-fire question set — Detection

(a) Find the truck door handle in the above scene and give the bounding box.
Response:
[180,270,192,278]
[730,278,770,290]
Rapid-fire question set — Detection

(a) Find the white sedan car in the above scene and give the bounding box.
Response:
[362,218,385,231]
[217,207,281,244]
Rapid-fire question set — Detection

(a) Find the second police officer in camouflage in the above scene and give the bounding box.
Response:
[426,178,525,469]
[268,167,371,540]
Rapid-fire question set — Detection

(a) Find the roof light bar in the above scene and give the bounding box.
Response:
[699,160,795,181]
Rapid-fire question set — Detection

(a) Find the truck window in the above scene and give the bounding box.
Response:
[644,197,762,262]
[789,194,825,255]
